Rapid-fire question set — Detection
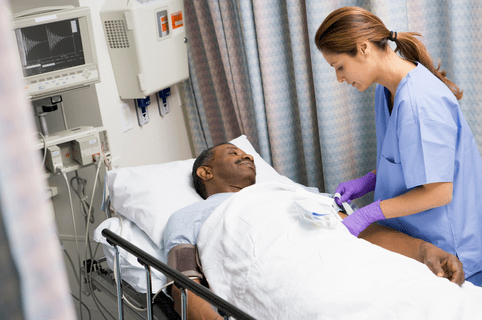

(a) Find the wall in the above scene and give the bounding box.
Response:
[10,0,194,318]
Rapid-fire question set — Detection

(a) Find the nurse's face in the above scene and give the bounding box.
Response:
[322,49,375,92]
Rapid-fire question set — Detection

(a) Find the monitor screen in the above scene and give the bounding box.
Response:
[16,18,85,77]
[13,7,100,100]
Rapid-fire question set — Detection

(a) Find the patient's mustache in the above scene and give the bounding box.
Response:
[236,158,253,165]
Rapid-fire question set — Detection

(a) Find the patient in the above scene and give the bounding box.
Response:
[164,143,465,319]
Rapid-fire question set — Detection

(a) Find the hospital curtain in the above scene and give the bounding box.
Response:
[0,1,76,318]
[181,0,482,197]
[180,1,259,152]
[181,0,325,190]
[0,203,24,320]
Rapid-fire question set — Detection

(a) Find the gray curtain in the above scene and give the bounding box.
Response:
[181,0,324,190]
[0,202,24,320]
[0,0,76,318]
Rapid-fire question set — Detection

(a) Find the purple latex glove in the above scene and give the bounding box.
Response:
[342,199,385,237]
[334,172,376,206]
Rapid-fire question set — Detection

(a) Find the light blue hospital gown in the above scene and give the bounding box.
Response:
[375,63,482,283]
[164,192,234,259]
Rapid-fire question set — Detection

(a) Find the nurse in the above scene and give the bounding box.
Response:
[314,6,482,286]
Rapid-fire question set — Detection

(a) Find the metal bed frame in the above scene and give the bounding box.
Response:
[99,228,256,320]
[81,257,179,320]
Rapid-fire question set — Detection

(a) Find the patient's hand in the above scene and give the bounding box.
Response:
[419,242,465,286]
[359,224,465,286]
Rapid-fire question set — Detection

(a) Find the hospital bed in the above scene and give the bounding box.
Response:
[90,220,253,320]
[92,134,482,320]
[91,134,281,319]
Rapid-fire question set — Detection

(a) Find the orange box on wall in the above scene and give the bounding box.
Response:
[171,11,183,29]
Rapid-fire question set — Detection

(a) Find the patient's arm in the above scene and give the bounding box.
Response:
[358,223,465,285]
[168,244,223,319]
[171,279,223,320]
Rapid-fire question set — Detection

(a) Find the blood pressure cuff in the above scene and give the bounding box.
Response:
[167,244,205,284]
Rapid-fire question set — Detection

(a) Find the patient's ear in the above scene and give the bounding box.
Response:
[196,166,213,181]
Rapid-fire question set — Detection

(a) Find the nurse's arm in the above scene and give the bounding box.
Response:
[379,182,453,218]
[359,223,465,285]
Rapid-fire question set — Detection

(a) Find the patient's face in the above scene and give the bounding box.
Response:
[210,144,256,190]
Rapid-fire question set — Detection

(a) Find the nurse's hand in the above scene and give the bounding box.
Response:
[419,242,465,286]
[334,172,376,206]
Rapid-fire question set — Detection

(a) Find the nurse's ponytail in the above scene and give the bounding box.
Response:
[314,6,463,100]
[391,32,463,100]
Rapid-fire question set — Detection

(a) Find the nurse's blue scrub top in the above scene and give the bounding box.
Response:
[374,63,482,279]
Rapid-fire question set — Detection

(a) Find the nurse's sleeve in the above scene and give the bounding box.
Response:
[398,119,456,189]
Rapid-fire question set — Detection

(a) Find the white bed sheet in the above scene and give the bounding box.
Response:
[94,217,167,294]
[198,181,482,320]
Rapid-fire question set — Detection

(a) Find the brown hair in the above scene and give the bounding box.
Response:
[314,6,463,100]
[192,142,233,199]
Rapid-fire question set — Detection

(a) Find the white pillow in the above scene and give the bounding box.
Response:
[93,217,167,294]
[106,135,295,249]
[107,157,200,250]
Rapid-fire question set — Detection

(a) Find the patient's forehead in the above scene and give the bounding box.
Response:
[212,144,242,156]
[215,144,253,160]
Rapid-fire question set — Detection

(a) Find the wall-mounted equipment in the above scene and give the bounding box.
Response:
[135,96,151,127]
[36,126,106,174]
[157,87,171,116]
[100,0,189,99]
[13,6,100,101]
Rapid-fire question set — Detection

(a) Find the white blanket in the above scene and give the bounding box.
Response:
[197,182,482,320]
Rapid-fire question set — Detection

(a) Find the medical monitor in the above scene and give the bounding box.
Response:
[13,6,100,100]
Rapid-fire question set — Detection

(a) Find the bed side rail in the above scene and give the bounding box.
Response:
[102,228,256,320]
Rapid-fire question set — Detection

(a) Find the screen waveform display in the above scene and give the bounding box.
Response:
[15,19,85,77]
